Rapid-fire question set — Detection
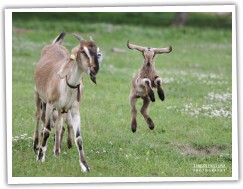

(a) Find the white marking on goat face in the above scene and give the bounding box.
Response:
[82,46,93,74]
[83,46,91,59]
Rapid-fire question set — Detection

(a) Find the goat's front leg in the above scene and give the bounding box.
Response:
[129,91,138,133]
[71,103,90,172]
[141,96,154,130]
[154,76,165,101]
[138,78,155,102]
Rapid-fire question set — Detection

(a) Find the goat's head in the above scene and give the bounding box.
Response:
[72,33,103,84]
[127,41,172,67]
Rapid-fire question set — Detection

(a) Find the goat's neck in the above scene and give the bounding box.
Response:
[139,64,156,76]
[67,61,83,86]
[138,64,157,82]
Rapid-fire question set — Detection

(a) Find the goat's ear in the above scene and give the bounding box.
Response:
[154,46,172,54]
[57,60,74,79]
[71,45,80,56]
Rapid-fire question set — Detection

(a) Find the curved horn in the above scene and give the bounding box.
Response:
[154,46,172,54]
[72,33,84,42]
[127,40,147,52]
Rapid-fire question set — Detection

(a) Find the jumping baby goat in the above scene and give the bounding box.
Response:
[34,32,102,172]
[127,41,172,133]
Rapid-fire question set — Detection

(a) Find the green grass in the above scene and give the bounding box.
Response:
[12,12,232,177]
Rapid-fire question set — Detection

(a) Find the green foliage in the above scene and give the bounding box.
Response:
[12,12,232,177]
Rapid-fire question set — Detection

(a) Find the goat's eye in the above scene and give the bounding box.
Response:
[82,52,89,58]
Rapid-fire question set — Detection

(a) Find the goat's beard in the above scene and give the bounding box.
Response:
[90,72,96,84]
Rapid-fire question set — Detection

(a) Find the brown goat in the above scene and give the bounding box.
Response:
[127,41,172,132]
[33,32,102,172]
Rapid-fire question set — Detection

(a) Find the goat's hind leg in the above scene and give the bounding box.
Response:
[33,91,41,154]
[154,76,165,101]
[65,111,73,149]
[141,96,154,130]
[129,92,138,133]
[37,103,52,162]
[53,111,63,156]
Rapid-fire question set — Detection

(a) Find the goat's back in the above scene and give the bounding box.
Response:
[34,44,69,102]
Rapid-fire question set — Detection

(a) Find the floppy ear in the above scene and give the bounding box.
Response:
[57,60,74,79]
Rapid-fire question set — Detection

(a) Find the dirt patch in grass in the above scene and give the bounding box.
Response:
[176,143,226,156]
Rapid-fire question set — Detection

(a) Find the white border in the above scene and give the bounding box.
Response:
[5,5,238,184]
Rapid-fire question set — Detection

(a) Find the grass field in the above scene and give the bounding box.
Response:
[11,12,232,177]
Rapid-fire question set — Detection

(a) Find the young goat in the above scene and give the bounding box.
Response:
[127,41,172,132]
[34,32,102,172]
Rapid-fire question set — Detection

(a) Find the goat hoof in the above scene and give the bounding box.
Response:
[149,91,155,102]
[131,127,137,133]
[37,148,44,161]
[80,160,90,172]
[157,87,165,101]
[131,119,137,132]
[67,140,73,149]
[54,149,61,156]
[149,124,155,130]
[33,138,39,152]
[147,118,155,130]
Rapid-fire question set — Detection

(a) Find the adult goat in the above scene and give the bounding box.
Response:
[33,32,102,172]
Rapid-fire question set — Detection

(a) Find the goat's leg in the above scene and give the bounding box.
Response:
[129,92,138,133]
[137,78,155,102]
[40,102,46,138]
[53,111,63,156]
[71,103,90,172]
[139,78,155,102]
[154,77,165,101]
[141,96,154,130]
[33,91,41,154]
[65,111,73,149]
[37,103,52,162]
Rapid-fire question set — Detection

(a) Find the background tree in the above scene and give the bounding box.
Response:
[172,12,188,27]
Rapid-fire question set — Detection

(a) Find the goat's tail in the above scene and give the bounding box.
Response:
[52,32,66,45]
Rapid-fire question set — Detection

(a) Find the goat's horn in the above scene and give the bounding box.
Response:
[72,33,84,42]
[154,46,172,54]
[90,36,93,41]
[127,40,146,52]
